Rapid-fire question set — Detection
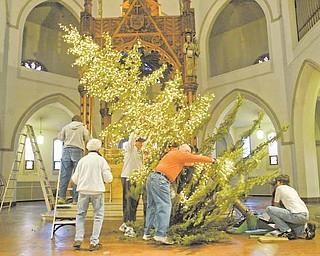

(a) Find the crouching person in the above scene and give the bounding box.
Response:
[71,138,113,251]
[266,174,316,240]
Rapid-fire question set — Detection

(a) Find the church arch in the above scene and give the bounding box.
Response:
[11,93,79,151]
[292,60,320,198]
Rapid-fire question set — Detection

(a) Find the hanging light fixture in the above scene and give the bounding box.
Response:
[256,124,264,139]
[37,117,44,144]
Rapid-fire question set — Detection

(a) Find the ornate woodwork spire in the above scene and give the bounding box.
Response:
[84,0,92,15]
[122,0,160,16]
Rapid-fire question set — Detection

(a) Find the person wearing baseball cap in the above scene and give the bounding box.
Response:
[266,174,316,240]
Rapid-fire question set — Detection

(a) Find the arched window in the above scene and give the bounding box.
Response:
[21,59,48,71]
[209,0,269,76]
[22,2,79,78]
[53,139,63,170]
[25,138,35,170]
[242,136,251,158]
[254,54,270,64]
[268,132,278,165]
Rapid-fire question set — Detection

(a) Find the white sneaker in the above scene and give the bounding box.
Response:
[142,234,153,240]
[124,227,136,237]
[119,222,127,232]
[153,235,174,245]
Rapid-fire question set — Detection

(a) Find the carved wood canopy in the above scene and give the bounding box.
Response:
[81,0,196,82]
[79,0,198,135]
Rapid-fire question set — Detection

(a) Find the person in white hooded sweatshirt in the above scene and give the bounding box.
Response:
[71,138,113,251]
[57,115,91,204]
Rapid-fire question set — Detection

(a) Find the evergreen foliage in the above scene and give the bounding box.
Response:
[61,25,288,245]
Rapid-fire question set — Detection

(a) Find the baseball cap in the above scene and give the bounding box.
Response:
[270,174,290,185]
[136,137,146,142]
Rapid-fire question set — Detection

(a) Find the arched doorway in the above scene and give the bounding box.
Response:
[202,90,281,195]
[292,61,320,199]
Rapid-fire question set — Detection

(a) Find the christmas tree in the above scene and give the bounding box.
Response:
[61,25,287,245]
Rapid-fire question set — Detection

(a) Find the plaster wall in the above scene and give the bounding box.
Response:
[0,0,319,200]
[197,0,320,198]
[0,0,83,187]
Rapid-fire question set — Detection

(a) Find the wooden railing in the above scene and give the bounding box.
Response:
[295,0,320,40]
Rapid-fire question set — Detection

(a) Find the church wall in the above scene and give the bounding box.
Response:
[0,0,83,199]
[197,0,320,198]
[0,0,5,73]
[0,0,319,200]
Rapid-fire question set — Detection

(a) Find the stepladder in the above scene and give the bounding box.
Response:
[50,171,112,239]
[0,125,55,213]
[51,170,76,239]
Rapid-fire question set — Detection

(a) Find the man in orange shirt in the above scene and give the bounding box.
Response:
[142,144,215,244]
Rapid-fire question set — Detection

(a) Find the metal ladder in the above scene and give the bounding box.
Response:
[0,125,54,213]
[50,162,112,239]
[50,170,76,239]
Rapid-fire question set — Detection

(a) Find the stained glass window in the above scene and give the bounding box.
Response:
[242,137,251,158]
[21,60,48,71]
[254,54,270,64]
[25,138,34,170]
[268,132,278,165]
[53,139,63,170]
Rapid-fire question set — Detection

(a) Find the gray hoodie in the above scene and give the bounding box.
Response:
[58,121,91,150]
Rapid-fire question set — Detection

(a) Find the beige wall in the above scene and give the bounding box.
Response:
[0,0,320,201]
[198,0,320,198]
[209,17,268,76]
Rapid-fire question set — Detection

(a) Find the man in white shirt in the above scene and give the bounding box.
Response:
[71,139,113,251]
[266,174,316,240]
[119,132,145,234]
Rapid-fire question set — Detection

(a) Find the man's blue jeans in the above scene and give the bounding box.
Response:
[58,147,83,202]
[266,206,308,235]
[75,193,104,245]
[144,172,171,237]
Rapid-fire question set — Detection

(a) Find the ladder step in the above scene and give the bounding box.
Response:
[53,220,76,225]
[56,204,77,208]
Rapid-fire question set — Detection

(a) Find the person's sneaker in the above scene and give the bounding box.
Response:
[89,243,102,251]
[306,223,316,240]
[154,235,174,245]
[73,240,82,250]
[57,198,66,205]
[143,234,153,240]
[124,227,136,237]
[119,222,128,232]
[278,231,297,240]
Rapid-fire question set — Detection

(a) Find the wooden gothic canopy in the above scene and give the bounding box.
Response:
[79,0,199,134]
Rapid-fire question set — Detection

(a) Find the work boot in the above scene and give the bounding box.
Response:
[278,231,297,240]
[73,240,82,250]
[57,198,66,204]
[306,223,316,240]
[89,243,102,251]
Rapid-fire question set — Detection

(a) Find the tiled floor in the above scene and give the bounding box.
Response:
[0,197,319,256]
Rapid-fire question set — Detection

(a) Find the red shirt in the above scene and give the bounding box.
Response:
[154,149,213,182]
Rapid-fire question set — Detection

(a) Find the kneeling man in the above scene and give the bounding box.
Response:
[267,174,316,240]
